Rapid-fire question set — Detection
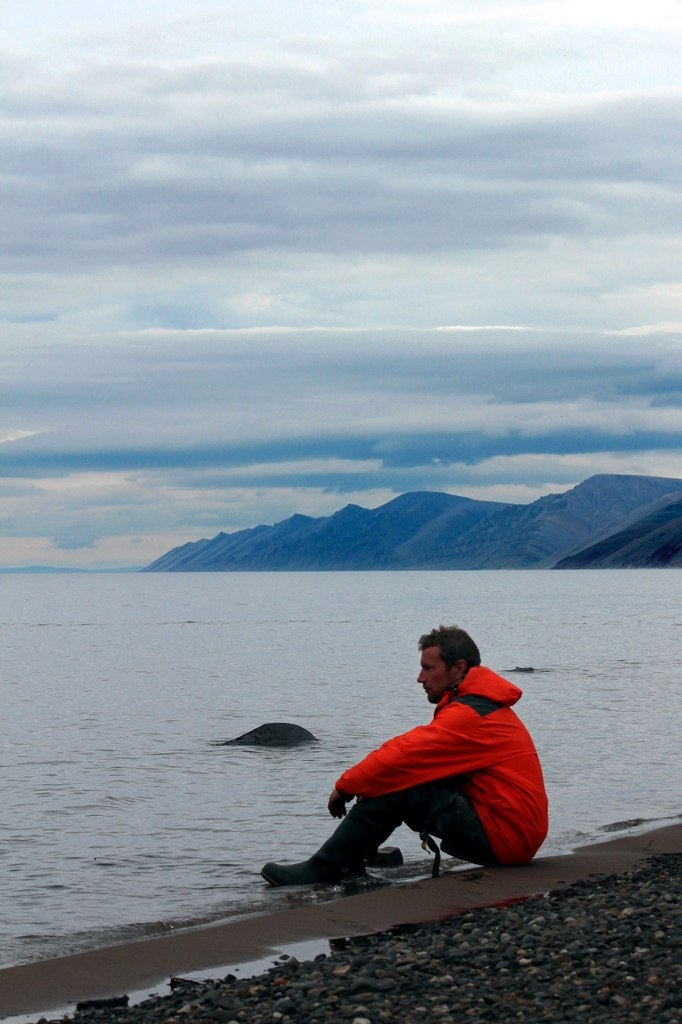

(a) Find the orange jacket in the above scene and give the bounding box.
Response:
[335,665,548,865]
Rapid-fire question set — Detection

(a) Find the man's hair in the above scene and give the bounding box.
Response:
[418,625,481,669]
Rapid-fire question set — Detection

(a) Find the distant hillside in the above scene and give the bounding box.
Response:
[555,493,682,568]
[144,492,507,571]
[143,474,682,572]
[419,473,682,569]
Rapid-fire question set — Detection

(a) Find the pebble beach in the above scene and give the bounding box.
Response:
[2,824,680,1024]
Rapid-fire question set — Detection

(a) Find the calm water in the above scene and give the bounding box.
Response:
[1,570,680,969]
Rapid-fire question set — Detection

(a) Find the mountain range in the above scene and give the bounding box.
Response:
[143,473,682,571]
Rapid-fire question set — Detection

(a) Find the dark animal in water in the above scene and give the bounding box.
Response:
[215,722,318,747]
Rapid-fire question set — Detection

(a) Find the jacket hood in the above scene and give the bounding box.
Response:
[439,664,523,710]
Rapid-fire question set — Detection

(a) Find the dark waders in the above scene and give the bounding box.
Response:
[261,777,497,886]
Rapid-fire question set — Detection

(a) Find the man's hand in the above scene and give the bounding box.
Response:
[328,788,349,818]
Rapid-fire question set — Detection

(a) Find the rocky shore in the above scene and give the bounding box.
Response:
[28,851,680,1024]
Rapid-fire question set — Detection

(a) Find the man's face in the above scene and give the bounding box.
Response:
[418,645,460,703]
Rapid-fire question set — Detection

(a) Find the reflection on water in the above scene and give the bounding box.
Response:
[1,569,680,967]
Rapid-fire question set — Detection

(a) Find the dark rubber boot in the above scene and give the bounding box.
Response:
[261,801,398,886]
[260,854,355,886]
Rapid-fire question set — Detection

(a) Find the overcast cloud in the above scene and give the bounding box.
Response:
[2,1,682,567]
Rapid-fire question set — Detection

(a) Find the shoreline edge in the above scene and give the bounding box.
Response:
[1,821,680,1020]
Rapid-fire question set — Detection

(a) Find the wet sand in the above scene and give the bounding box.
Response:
[1,822,680,1021]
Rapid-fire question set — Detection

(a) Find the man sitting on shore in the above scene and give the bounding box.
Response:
[261,624,549,886]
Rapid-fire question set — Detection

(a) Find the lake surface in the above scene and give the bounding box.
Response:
[1,570,680,970]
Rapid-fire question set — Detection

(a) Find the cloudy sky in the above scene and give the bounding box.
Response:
[2,1,682,568]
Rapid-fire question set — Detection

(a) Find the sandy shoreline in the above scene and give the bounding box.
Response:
[2,821,680,1021]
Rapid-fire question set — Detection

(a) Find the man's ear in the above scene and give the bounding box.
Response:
[449,658,467,684]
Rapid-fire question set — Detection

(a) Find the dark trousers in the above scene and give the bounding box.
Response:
[342,776,498,868]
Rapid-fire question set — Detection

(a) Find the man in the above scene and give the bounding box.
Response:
[261,625,548,886]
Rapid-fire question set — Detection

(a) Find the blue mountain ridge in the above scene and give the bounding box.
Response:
[143,474,682,571]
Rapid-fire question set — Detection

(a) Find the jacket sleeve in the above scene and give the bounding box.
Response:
[335,705,506,798]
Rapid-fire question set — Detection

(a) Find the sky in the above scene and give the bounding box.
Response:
[2,0,682,568]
